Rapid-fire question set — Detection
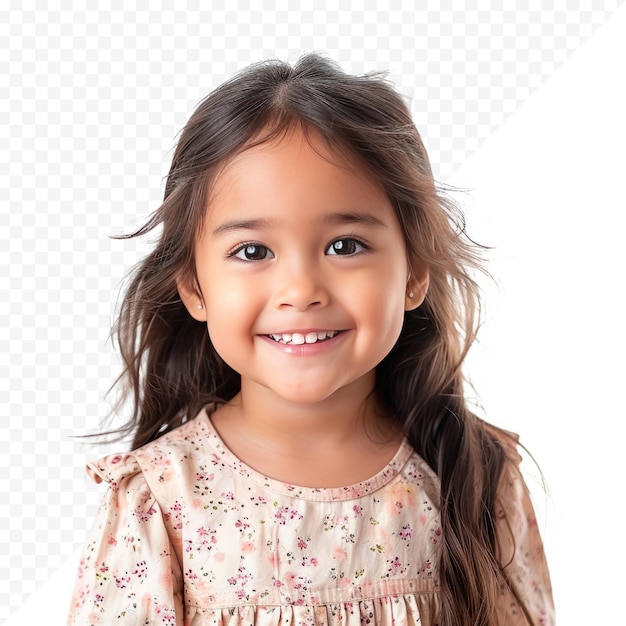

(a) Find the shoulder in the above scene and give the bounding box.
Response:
[87,408,215,492]
[485,426,539,538]
[487,426,556,624]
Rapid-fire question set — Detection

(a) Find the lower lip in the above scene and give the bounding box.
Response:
[259,332,346,356]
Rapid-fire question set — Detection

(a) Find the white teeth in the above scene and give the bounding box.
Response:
[269,331,338,344]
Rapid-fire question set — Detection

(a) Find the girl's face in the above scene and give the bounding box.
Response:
[179,128,428,408]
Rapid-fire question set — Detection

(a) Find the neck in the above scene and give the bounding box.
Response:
[213,373,398,455]
[244,376,375,442]
[209,374,404,487]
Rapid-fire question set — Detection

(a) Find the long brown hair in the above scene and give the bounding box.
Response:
[110,54,515,625]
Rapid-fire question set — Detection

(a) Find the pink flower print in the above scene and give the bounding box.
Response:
[386,556,407,576]
[133,560,148,580]
[274,506,303,525]
[154,604,177,623]
[387,482,416,515]
[167,500,185,530]
[235,518,250,532]
[107,535,117,546]
[406,467,423,481]
[115,574,131,589]
[193,467,215,495]
[221,491,235,501]
[227,565,253,600]
[353,505,364,516]
[275,507,288,525]
[191,526,217,553]
[399,524,413,540]
[297,537,309,550]
[135,504,157,523]
[289,508,303,521]
[196,469,214,482]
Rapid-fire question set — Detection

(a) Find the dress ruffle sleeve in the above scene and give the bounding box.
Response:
[67,453,184,625]
[492,432,556,626]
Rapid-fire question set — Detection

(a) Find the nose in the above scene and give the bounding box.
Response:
[272,257,329,311]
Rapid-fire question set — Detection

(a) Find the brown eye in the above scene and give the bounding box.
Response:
[326,238,366,256]
[232,244,273,261]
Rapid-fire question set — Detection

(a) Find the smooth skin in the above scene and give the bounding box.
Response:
[179,129,429,487]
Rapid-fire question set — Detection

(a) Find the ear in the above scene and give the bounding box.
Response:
[177,277,207,322]
[405,264,429,311]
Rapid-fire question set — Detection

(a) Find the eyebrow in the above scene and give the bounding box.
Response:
[211,218,275,236]
[322,211,387,228]
[211,211,386,237]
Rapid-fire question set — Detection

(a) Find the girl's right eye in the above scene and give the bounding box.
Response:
[229,243,274,261]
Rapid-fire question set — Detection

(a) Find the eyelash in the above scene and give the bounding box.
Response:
[326,237,368,256]
[227,242,274,261]
[227,237,369,262]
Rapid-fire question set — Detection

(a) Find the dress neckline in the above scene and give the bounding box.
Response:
[199,407,415,502]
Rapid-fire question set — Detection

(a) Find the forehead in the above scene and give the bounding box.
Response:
[205,128,391,221]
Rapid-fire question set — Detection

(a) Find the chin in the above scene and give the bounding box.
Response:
[268,382,344,406]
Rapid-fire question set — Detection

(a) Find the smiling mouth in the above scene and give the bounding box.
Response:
[268,331,340,345]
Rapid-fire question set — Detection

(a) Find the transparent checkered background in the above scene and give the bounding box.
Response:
[1,2,624,622]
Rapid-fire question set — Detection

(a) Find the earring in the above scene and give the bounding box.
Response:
[408,292,414,299]
[196,303,203,310]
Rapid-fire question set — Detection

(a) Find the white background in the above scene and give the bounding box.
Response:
[2,3,625,624]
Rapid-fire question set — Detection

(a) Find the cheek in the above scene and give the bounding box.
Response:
[349,267,407,340]
[202,274,259,359]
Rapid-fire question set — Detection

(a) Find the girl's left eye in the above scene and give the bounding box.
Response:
[231,243,274,261]
[326,238,367,256]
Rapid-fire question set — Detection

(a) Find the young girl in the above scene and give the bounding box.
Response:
[68,54,554,626]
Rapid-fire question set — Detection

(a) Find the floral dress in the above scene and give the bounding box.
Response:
[67,409,554,625]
